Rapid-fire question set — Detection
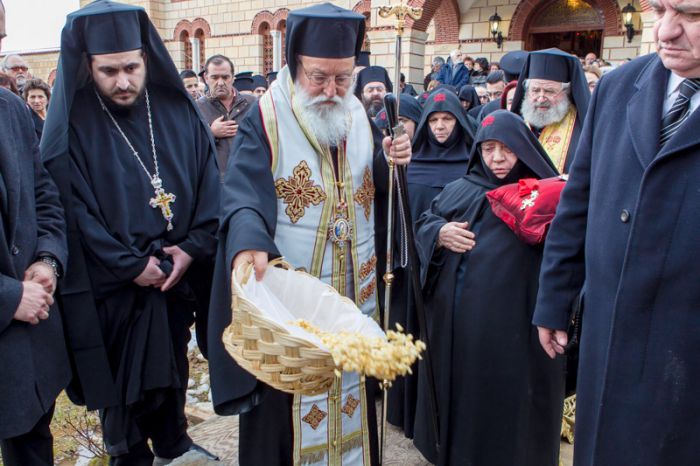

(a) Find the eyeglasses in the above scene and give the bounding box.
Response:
[527,86,566,98]
[299,62,353,88]
[10,66,28,73]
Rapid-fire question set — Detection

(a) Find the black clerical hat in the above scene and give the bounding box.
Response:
[234,71,255,92]
[523,49,572,82]
[285,3,366,79]
[252,74,268,90]
[357,51,371,67]
[266,71,278,84]
[82,6,142,55]
[354,65,393,99]
[499,50,528,82]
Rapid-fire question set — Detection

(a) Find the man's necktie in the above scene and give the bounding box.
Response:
[659,78,700,147]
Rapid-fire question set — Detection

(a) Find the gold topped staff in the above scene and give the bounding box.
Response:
[377,3,434,465]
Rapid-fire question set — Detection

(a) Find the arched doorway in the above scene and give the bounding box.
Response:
[526,0,604,55]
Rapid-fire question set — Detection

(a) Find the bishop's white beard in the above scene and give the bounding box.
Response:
[294,83,355,147]
[521,97,572,129]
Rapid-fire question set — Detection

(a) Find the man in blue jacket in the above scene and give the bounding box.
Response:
[437,49,469,89]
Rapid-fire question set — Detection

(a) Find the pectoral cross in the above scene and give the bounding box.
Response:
[150,187,176,231]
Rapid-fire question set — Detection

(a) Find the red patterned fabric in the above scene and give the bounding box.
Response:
[486,176,567,245]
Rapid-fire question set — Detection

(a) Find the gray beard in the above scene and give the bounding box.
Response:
[295,84,354,147]
[363,97,383,118]
[521,98,572,129]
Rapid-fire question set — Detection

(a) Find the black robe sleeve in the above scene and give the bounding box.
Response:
[33,127,68,270]
[177,118,220,261]
[414,179,488,286]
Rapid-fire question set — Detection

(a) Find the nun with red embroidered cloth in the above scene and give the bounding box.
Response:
[413,110,565,466]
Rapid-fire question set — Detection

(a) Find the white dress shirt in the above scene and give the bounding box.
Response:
[662,72,700,116]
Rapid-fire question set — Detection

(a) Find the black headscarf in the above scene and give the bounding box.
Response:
[433,83,458,96]
[285,2,365,79]
[354,65,393,99]
[417,91,430,106]
[458,85,480,110]
[509,48,590,124]
[466,110,558,188]
[373,93,422,132]
[408,90,474,187]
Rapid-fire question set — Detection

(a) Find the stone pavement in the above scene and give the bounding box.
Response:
[174,405,574,466]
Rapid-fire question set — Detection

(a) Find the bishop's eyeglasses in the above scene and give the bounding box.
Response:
[525,81,570,99]
[299,62,353,88]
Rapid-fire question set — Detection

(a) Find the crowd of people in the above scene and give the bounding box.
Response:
[2,0,700,465]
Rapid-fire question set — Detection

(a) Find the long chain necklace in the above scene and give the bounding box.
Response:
[327,143,353,252]
[95,88,176,231]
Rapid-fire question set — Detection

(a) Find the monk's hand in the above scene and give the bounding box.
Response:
[134,256,167,288]
[24,261,57,294]
[383,133,412,166]
[161,245,193,292]
[537,326,568,359]
[211,116,238,139]
[438,221,476,253]
[14,281,53,325]
[233,250,268,282]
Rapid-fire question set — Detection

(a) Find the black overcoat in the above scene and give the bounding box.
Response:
[0,88,70,440]
[533,53,700,465]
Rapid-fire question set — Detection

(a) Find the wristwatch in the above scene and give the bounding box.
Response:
[38,255,62,279]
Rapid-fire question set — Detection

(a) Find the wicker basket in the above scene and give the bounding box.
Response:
[223,259,338,396]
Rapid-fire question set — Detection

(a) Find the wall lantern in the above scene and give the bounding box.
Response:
[622,3,637,43]
[489,8,504,49]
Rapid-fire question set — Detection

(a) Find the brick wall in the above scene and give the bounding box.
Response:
[43,0,656,92]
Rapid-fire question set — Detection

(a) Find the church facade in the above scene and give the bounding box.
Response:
[9,0,656,88]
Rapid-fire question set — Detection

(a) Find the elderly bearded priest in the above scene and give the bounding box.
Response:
[510,49,590,173]
[208,3,413,466]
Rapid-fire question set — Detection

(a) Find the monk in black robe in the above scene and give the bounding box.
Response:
[413,110,565,465]
[41,2,219,464]
[388,89,473,438]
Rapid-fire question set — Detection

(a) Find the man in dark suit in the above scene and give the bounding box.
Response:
[534,0,700,464]
[0,3,70,465]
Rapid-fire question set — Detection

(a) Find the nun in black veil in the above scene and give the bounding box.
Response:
[412,110,565,466]
[387,89,473,438]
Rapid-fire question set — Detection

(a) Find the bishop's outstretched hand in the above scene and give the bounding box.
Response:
[233,250,268,282]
